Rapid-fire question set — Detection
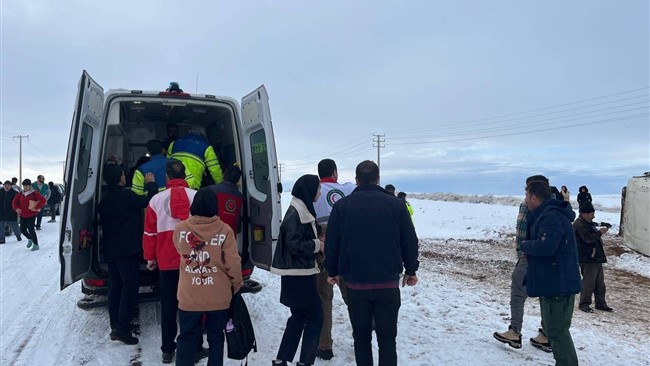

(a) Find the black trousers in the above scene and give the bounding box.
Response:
[159,269,180,354]
[49,204,57,221]
[108,255,141,334]
[36,209,44,228]
[177,309,229,366]
[20,216,37,244]
[348,288,401,366]
[277,306,324,365]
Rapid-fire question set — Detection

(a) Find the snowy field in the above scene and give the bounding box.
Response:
[1,194,649,366]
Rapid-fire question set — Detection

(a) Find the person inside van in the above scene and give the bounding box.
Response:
[132,139,173,195]
[98,161,157,345]
[173,187,243,366]
[163,122,179,152]
[167,127,223,189]
[12,179,46,251]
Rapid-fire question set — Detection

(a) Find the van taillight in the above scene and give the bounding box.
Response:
[85,278,106,287]
[253,225,265,242]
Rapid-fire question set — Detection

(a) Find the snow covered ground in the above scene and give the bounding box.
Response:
[1,194,648,365]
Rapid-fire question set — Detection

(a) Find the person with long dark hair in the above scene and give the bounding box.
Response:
[271,175,324,366]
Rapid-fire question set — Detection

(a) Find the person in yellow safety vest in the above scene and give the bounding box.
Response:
[166,127,223,189]
[397,191,414,223]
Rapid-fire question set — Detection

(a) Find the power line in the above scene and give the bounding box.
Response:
[389,113,648,145]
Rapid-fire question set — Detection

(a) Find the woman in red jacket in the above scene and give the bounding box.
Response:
[12,179,46,251]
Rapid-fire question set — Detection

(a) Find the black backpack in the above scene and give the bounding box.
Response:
[225,293,257,364]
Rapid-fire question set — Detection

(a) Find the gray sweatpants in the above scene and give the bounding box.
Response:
[510,257,528,333]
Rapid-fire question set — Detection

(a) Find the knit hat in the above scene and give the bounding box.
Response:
[525,175,549,187]
[579,202,595,214]
[103,163,123,185]
[190,187,218,217]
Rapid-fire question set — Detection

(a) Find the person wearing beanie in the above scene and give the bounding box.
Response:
[173,188,243,366]
[574,202,613,313]
[12,178,46,251]
[494,174,552,353]
[0,180,22,244]
[520,175,581,366]
[98,161,158,345]
[271,174,324,366]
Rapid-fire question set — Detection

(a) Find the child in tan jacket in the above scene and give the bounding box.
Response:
[173,187,243,366]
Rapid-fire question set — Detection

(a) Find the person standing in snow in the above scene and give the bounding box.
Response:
[46,182,62,223]
[12,179,46,251]
[574,202,613,313]
[576,185,592,205]
[173,188,243,366]
[271,175,324,366]
[0,180,22,243]
[143,160,204,364]
[561,186,570,203]
[521,175,581,366]
[325,160,419,366]
[98,161,157,345]
[494,175,551,353]
[33,175,50,230]
[397,192,414,223]
[11,177,21,192]
[313,158,356,360]
[384,184,396,196]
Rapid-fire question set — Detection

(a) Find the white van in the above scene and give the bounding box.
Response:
[59,71,282,307]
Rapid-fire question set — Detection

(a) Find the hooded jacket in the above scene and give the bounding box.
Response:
[577,186,592,205]
[12,189,46,219]
[521,199,581,297]
[270,197,321,276]
[174,215,243,311]
[143,179,196,270]
[573,217,607,264]
[0,188,19,221]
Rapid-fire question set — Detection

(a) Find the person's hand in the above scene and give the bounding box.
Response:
[327,276,339,285]
[319,239,325,252]
[146,260,158,271]
[15,208,22,214]
[599,227,609,235]
[402,274,418,287]
[144,173,155,184]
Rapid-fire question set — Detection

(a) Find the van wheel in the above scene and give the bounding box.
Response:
[77,295,109,310]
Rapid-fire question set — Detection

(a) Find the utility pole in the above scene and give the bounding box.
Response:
[13,135,29,184]
[373,133,385,173]
[278,162,285,181]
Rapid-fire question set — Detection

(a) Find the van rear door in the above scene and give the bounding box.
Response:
[60,71,104,290]
[240,85,282,270]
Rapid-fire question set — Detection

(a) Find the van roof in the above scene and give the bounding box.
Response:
[105,88,238,105]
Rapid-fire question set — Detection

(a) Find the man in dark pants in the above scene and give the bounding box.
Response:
[521,175,582,366]
[0,181,22,243]
[47,182,62,223]
[325,160,419,366]
[33,175,50,230]
[98,162,157,345]
[574,202,613,313]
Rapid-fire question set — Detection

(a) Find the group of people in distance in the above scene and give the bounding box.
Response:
[494,176,613,366]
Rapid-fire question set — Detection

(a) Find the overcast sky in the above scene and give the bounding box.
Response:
[1,0,648,194]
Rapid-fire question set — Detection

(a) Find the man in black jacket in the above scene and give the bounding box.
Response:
[98,161,157,345]
[325,160,419,366]
[574,202,613,313]
[0,180,21,244]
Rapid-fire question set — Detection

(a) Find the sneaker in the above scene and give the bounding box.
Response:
[30,243,39,251]
[596,305,614,312]
[35,226,41,231]
[16,236,22,241]
[26,239,33,249]
[162,351,175,364]
[194,347,209,363]
[317,349,334,360]
[272,361,288,366]
[493,326,522,349]
[579,305,594,313]
[530,328,552,353]
[111,330,138,345]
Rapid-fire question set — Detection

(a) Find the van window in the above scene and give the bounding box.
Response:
[250,130,270,195]
[75,122,93,194]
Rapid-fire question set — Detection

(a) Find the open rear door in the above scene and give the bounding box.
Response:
[240,85,282,270]
[60,71,104,289]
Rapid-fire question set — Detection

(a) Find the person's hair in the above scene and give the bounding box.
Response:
[385,184,396,193]
[4,180,12,186]
[317,159,337,179]
[22,178,32,186]
[397,191,406,199]
[37,175,44,180]
[48,181,54,187]
[166,159,186,180]
[561,185,567,191]
[526,181,552,201]
[355,160,379,185]
[223,164,242,184]
[146,139,165,155]
[103,163,123,185]
[190,187,218,217]
[166,122,178,130]
[11,177,17,184]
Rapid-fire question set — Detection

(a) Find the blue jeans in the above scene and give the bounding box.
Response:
[177,309,229,366]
